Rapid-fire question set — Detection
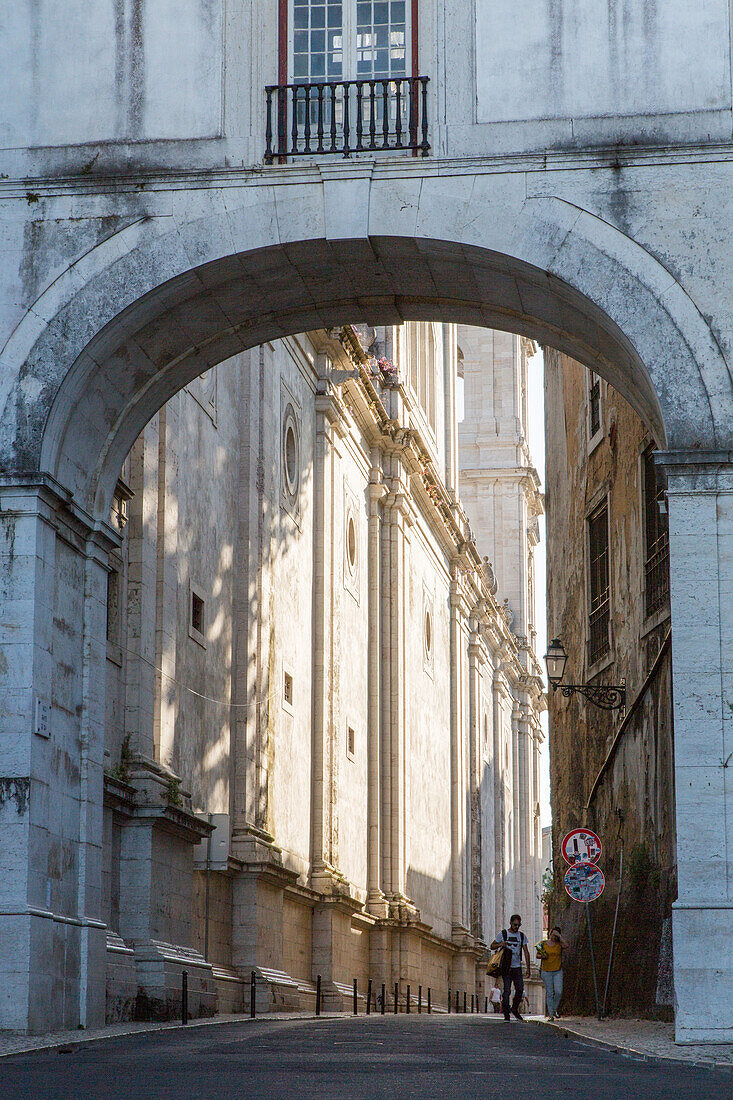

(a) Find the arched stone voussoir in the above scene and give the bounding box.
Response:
[0,172,727,518]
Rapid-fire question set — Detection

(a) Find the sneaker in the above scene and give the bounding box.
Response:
[503,1013,511,1021]
[511,1008,524,1021]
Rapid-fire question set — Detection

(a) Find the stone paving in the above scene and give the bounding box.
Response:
[537,1015,733,1069]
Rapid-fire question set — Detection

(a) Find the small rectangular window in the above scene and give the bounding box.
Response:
[106,569,121,645]
[587,370,602,448]
[189,585,207,647]
[643,446,670,617]
[284,671,294,707]
[587,501,610,665]
[191,592,204,635]
[347,725,355,759]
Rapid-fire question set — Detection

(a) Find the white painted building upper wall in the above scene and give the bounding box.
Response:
[0,0,224,147]
[474,0,731,123]
[3,1,731,158]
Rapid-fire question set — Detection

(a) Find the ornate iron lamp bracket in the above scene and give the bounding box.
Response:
[554,677,620,712]
[553,679,626,714]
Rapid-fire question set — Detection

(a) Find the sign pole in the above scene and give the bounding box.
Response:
[585,899,601,1020]
[601,844,624,1019]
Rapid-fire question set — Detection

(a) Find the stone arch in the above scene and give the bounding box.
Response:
[0,173,728,518]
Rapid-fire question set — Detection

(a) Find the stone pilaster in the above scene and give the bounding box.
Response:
[311,383,346,892]
[0,478,114,1032]
[381,478,414,904]
[449,572,470,937]
[366,467,388,916]
[657,452,733,1042]
[468,625,483,940]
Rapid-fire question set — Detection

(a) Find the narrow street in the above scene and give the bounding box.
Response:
[1,1016,730,1100]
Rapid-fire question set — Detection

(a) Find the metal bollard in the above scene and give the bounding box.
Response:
[182,970,188,1026]
[455,990,459,1013]
[448,987,451,1013]
[394,982,399,1014]
[381,982,386,1015]
[427,988,431,1014]
[250,970,256,1020]
[316,974,322,1017]
[353,978,358,1016]
[406,985,410,1013]
[418,985,422,1014]
[484,996,488,1014]
[367,979,372,1015]
[471,994,475,1013]
[463,991,467,1014]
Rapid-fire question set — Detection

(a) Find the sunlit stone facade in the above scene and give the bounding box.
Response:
[99,323,543,1019]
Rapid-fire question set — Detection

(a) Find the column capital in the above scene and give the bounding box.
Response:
[655,449,733,491]
[0,473,122,555]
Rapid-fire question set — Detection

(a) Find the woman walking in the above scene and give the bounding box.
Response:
[541,926,567,1021]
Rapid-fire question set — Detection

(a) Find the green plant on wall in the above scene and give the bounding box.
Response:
[165,776,183,808]
[110,734,132,783]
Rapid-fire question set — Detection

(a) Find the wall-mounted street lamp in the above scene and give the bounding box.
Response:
[543,638,626,714]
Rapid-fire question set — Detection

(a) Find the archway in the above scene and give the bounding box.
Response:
[1,179,731,1042]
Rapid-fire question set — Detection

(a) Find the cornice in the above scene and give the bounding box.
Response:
[4,140,733,195]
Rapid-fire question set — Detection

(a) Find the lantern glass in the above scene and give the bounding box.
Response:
[544,638,568,685]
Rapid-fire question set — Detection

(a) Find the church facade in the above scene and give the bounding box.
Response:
[101,322,544,1020]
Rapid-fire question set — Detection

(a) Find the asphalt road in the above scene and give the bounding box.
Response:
[1,1015,730,1100]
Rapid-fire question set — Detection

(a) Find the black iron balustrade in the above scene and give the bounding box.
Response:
[265,76,430,163]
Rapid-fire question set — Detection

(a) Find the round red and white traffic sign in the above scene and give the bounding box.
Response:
[564,861,605,903]
[561,828,602,866]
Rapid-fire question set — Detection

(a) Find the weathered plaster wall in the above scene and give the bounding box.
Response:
[0,1,224,148]
[544,346,675,1018]
[3,2,730,165]
[474,1,731,136]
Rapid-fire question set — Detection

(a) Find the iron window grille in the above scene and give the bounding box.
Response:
[587,501,610,666]
[643,446,670,617]
[589,373,601,438]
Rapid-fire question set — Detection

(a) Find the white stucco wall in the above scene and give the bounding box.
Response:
[405,521,453,938]
[4,1,731,165]
[0,1,223,147]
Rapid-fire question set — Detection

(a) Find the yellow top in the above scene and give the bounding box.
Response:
[541,941,562,972]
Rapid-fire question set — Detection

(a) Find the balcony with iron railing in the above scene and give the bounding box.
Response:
[265,76,430,163]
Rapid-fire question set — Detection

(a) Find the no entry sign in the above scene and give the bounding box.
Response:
[564,861,606,903]
[562,828,602,866]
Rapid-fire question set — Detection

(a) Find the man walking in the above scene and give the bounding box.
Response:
[491,914,531,1020]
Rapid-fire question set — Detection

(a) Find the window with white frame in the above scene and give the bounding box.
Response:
[292,1,408,83]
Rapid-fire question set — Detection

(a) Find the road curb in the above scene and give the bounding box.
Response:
[531,1018,733,1073]
[0,1011,323,1061]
